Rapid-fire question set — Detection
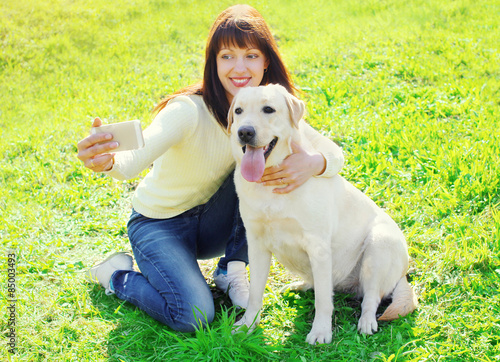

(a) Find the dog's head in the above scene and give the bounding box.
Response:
[227,84,305,182]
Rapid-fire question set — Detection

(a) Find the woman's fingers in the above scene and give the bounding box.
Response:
[257,141,324,194]
[76,117,118,171]
[272,182,299,194]
[86,153,115,172]
[77,134,118,159]
[77,132,111,152]
[259,165,284,182]
[92,117,103,128]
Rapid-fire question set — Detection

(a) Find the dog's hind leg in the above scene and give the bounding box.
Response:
[358,287,381,334]
[357,249,384,334]
[357,225,408,334]
[357,241,390,335]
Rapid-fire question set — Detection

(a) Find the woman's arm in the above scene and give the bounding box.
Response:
[302,123,344,178]
[77,96,198,181]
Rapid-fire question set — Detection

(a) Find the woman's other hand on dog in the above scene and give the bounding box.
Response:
[258,142,326,194]
[77,117,117,172]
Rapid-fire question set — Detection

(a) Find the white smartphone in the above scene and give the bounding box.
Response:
[91,120,145,152]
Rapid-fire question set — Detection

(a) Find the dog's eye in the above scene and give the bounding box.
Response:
[235,107,243,115]
[263,106,276,114]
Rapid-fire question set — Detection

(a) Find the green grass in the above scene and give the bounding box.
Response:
[1,0,499,360]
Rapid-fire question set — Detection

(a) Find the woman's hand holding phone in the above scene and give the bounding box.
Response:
[77,117,118,172]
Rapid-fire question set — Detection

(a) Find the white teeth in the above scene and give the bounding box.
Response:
[232,78,249,85]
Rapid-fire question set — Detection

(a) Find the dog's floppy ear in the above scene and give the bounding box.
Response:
[227,97,236,134]
[282,87,305,128]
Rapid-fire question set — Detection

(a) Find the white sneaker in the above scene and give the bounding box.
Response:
[213,261,249,309]
[86,252,134,295]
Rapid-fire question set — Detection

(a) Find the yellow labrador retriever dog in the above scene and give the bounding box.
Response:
[229,84,417,345]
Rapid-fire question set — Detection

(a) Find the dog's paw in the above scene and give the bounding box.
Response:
[305,328,332,345]
[357,315,378,335]
[232,322,251,335]
[279,281,313,294]
[232,312,260,335]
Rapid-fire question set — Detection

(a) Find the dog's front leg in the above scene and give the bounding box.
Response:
[233,240,272,333]
[305,242,334,345]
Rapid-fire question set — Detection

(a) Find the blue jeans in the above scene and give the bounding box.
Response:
[110,173,248,332]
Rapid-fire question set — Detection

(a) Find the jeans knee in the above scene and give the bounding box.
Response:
[156,298,215,333]
[161,301,215,333]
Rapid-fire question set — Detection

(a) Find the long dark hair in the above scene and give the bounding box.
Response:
[153,4,297,128]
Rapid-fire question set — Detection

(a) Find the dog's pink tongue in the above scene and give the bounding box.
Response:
[241,145,265,182]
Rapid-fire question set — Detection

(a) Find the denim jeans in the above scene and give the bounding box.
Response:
[110,173,248,332]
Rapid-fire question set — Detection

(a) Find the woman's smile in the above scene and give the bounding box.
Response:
[231,77,252,87]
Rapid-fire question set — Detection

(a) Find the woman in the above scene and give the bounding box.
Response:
[77,4,344,333]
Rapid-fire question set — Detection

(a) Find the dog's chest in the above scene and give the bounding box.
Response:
[242,192,310,256]
[260,217,314,279]
[243,193,296,226]
[236,178,324,279]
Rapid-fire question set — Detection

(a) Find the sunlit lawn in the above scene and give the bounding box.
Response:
[1,0,499,360]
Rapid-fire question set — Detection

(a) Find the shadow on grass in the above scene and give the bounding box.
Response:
[86,284,160,360]
[86,276,418,361]
[87,283,275,361]
[271,288,418,361]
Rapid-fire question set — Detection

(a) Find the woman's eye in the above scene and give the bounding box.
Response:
[221,54,232,60]
[235,107,243,115]
[263,106,275,114]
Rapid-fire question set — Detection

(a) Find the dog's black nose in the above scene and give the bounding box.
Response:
[238,126,256,144]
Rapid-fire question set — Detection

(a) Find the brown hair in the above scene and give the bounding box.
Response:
[152,4,297,128]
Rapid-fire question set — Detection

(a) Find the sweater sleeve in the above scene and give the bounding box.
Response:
[104,96,199,180]
[302,123,344,178]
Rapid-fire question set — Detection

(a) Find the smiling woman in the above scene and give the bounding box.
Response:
[76,3,343,334]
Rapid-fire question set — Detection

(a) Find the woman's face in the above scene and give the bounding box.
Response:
[216,45,268,104]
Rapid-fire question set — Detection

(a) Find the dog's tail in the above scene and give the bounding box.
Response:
[378,276,417,321]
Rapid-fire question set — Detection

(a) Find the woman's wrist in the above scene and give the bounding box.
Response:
[311,152,327,176]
